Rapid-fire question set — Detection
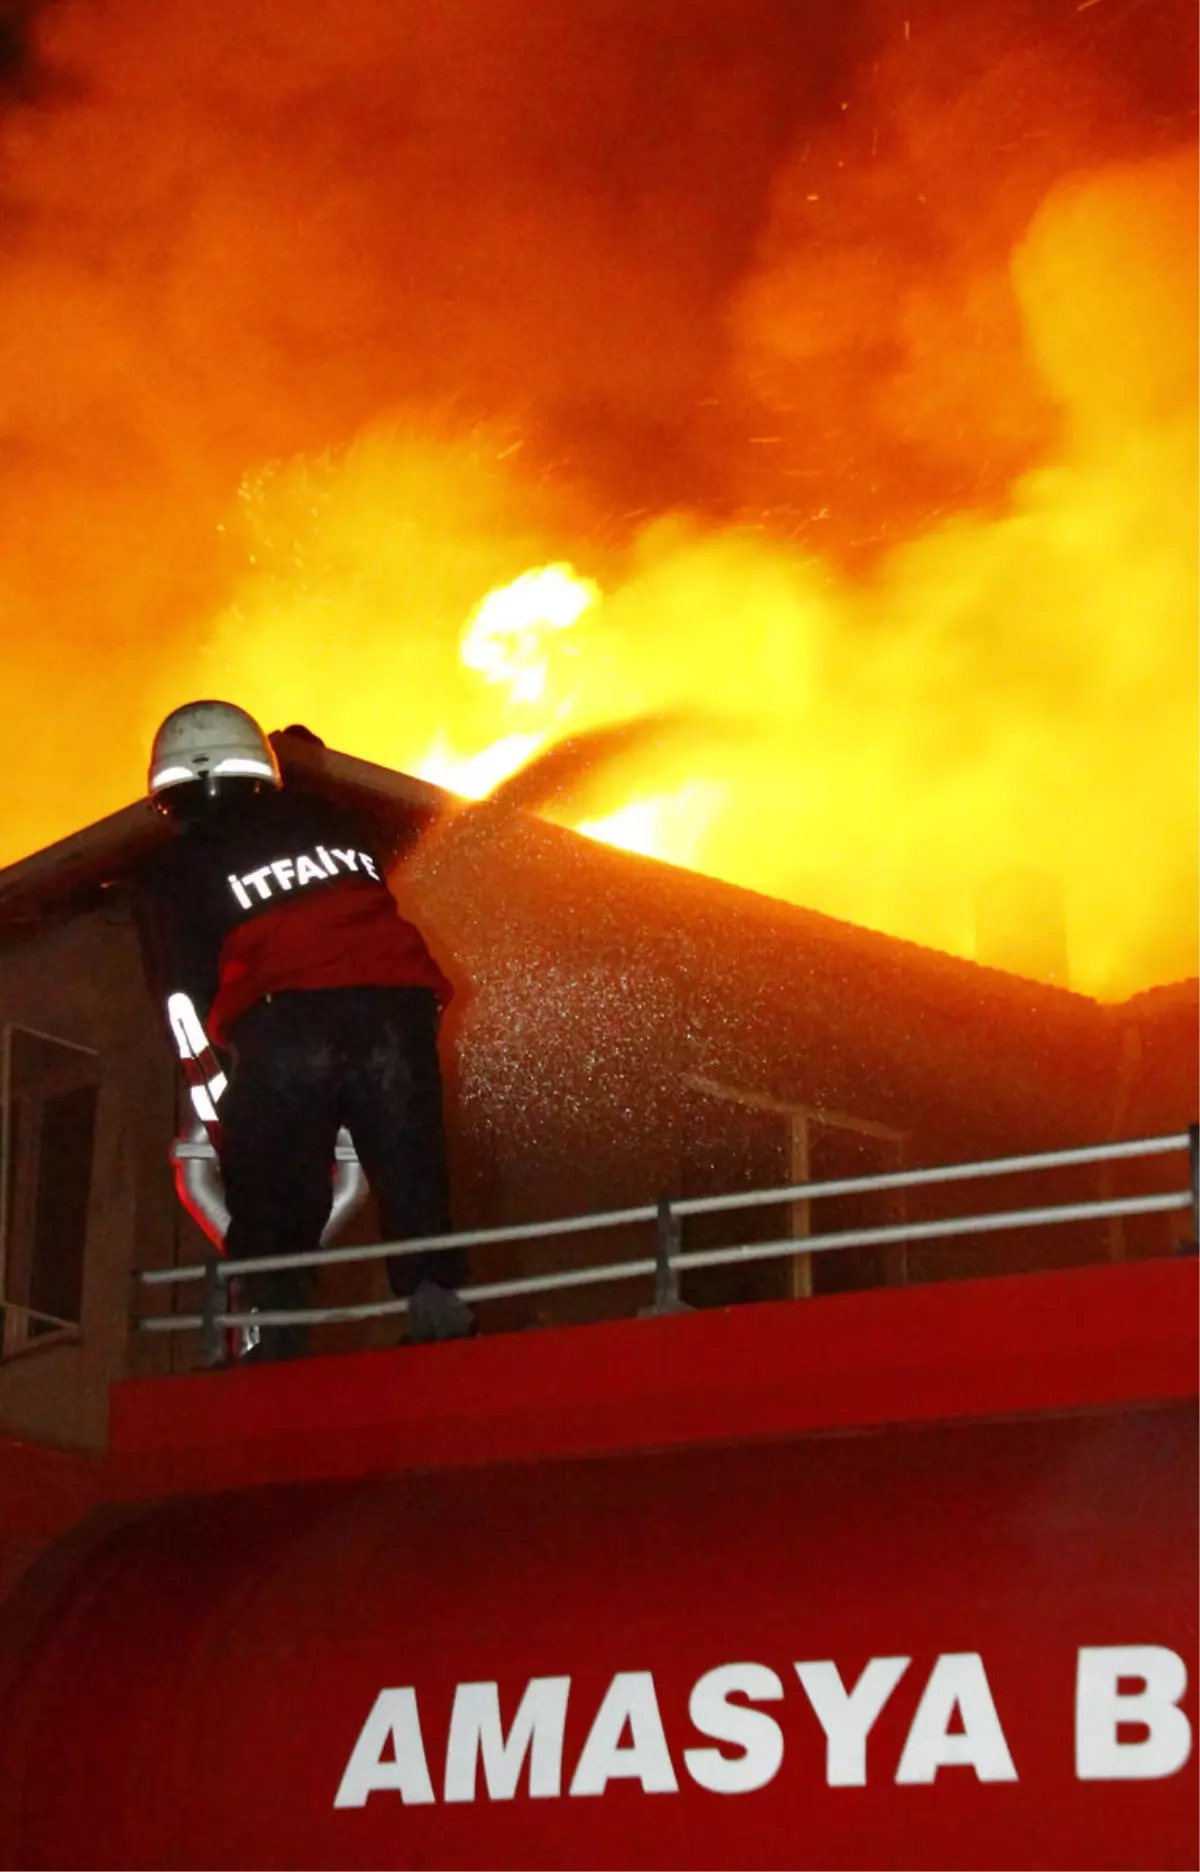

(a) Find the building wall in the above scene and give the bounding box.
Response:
[0,905,183,1451]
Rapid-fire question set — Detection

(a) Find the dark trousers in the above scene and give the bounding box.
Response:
[219,987,465,1348]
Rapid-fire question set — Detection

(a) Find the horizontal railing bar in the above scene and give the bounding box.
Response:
[139,1253,665,1335]
[671,1131,1191,1220]
[673,1190,1191,1274]
[137,1200,663,1287]
[135,1187,1192,1334]
[135,1129,1191,1289]
[172,1141,360,1162]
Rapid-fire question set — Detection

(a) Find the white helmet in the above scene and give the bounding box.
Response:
[148,700,281,804]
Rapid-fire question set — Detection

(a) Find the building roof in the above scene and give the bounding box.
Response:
[0,731,1194,1042]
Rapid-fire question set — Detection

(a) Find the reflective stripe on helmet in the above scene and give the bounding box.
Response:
[211,756,279,779]
[149,765,200,790]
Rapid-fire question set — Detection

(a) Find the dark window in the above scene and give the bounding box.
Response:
[671,1083,906,1311]
[0,1098,18,1350]
[807,1120,905,1296]
[1,1026,99,1356]
[677,1088,798,1310]
[27,1085,97,1334]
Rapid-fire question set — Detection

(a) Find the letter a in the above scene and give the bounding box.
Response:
[895,1654,1017,1784]
[1076,1646,1192,1780]
[569,1672,678,1796]
[333,1687,436,1807]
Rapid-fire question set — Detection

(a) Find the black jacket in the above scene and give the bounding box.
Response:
[135,788,448,1044]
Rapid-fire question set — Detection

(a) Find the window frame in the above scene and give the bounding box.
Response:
[0,1023,101,1362]
[679,1073,910,1298]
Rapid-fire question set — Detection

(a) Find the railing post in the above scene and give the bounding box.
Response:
[200,1254,226,1366]
[1186,1123,1199,1254]
[640,1197,690,1317]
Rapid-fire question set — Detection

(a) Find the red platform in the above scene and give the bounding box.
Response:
[0,1258,1195,1872]
[109,1255,1198,1498]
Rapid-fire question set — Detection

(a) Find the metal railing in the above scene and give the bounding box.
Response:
[132,1127,1199,1358]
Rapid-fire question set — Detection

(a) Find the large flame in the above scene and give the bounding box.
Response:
[416,564,600,798]
[413,558,732,859]
[0,1,1193,1002]
[188,145,1197,1003]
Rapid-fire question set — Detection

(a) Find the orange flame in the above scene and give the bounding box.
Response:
[0,0,1190,1007]
[184,147,1196,1004]
[415,564,600,798]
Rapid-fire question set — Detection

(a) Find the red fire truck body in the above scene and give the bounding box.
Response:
[0,1255,1195,1871]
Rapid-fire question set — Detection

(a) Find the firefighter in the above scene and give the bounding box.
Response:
[137,699,472,1361]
